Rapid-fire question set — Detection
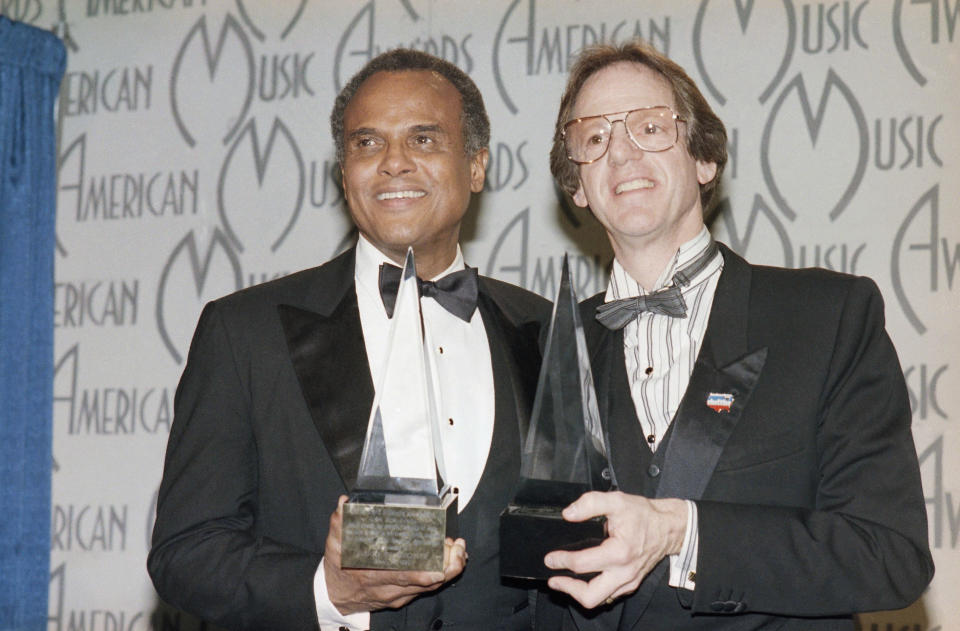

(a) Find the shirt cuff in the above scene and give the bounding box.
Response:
[667,500,698,591]
[314,557,370,631]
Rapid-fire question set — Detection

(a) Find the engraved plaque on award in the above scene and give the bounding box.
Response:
[500,254,615,580]
[340,248,457,572]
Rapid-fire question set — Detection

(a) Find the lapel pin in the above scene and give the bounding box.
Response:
[706,392,734,413]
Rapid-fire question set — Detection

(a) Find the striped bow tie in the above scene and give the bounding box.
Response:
[596,240,719,330]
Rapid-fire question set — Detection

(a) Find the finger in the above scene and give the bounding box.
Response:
[443,539,467,579]
[546,575,592,605]
[544,537,623,575]
[563,491,619,522]
[351,568,444,593]
[396,567,448,588]
[548,570,624,610]
[328,497,347,537]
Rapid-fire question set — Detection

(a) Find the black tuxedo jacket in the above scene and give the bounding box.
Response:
[148,248,549,630]
[537,244,933,631]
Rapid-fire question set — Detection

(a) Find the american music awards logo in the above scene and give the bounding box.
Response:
[155,228,243,365]
[169,13,254,148]
[760,69,867,224]
[333,0,474,92]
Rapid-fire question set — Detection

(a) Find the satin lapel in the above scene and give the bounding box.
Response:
[477,291,541,449]
[562,298,631,631]
[654,347,767,500]
[580,296,649,496]
[277,250,374,492]
[657,243,762,500]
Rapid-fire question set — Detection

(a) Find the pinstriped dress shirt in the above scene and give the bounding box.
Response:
[603,226,723,590]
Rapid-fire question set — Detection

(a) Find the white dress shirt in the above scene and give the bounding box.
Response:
[604,226,723,591]
[314,235,496,630]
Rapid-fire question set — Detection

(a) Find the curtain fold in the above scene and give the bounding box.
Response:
[0,15,66,630]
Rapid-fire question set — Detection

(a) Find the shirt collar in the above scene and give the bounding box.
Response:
[606,226,717,301]
[355,233,466,307]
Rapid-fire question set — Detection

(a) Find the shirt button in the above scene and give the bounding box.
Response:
[448,418,454,426]
[646,434,656,444]
[647,464,660,477]
[438,346,444,354]
[645,366,654,375]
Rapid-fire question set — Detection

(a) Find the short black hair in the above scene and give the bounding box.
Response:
[331,49,490,163]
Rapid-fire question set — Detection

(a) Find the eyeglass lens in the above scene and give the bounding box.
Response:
[565,106,678,163]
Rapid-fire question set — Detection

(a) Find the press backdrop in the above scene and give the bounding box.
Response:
[1,1,955,629]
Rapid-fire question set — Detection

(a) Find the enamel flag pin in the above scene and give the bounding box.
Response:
[706,392,735,413]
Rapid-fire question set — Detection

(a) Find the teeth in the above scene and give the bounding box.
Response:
[615,179,654,194]
[377,190,426,200]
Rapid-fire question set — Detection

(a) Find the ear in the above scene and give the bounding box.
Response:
[572,181,588,208]
[696,160,718,185]
[469,148,490,193]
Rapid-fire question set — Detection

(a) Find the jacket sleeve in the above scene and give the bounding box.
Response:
[147,301,323,630]
[692,276,934,617]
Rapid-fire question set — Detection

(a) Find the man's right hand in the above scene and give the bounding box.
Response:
[324,495,467,615]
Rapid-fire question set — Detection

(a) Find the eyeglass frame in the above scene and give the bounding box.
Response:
[561,105,687,165]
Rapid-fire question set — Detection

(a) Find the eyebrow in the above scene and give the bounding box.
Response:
[409,124,445,135]
[347,124,447,139]
[346,127,378,141]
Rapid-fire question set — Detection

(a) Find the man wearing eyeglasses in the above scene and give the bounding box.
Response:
[535,40,933,631]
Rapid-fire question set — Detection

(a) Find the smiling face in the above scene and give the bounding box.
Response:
[340,70,488,275]
[570,62,717,260]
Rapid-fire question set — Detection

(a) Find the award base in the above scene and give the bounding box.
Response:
[499,503,606,581]
[341,490,457,572]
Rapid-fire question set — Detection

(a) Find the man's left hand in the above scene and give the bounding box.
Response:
[544,491,688,609]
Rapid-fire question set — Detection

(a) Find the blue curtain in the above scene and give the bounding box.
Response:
[0,16,65,630]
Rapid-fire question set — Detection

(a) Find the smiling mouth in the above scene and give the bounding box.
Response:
[376,190,426,201]
[615,179,654,195]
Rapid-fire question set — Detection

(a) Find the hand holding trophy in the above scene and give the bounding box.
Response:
[500,254,616,580]
[340,248,457,572]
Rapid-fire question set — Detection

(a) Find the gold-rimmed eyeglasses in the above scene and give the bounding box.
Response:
[562,105,685,165]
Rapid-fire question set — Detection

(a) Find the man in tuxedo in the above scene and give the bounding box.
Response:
[148,49,548,630]
[535,40,933,630]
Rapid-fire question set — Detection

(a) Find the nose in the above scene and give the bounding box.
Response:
[378,140,415,177]
[606,119,643,166]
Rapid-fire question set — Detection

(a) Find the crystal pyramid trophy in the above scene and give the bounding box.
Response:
[340,248,457,572]
[500,254,615,580]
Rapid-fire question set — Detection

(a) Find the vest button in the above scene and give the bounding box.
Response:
[647,464,660,477]
[601,467,612,480]
[431,619,444,630]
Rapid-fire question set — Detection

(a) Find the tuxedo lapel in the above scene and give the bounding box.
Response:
[560,300,631,631]
[657,243,765,501]
[277,249,374,492]
[476,289,542,449]
[581,297,650,496]
[654,348,766,500]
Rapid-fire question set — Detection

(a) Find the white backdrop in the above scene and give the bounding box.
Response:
[2,0,955,629]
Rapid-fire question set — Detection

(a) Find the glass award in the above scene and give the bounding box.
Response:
[500,254,615,580]
[340,247,457,572]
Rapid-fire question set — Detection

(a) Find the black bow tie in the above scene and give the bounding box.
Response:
[596,239,720,330]
[378,263,479,323]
